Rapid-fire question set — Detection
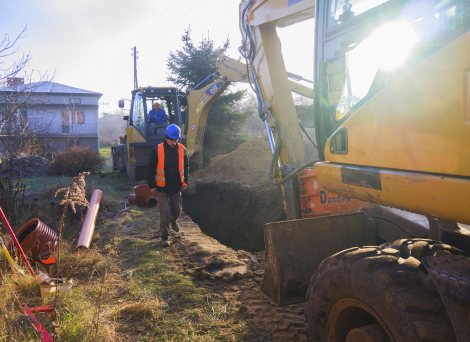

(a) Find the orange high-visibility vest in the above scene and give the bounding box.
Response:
[155,143,187,188]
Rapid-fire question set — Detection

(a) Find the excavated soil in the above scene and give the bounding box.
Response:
[183,141,286,251]
[173,213,307,342]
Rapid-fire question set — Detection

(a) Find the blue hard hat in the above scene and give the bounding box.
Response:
[165,124,181,139]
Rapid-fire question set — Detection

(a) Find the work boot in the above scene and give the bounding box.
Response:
[160,237,170,247]
[171,222,180,232]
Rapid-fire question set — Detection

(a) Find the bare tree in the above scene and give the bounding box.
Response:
[0,26,31,87]
[0,26,54,157]
[234,92,266,140]
[0,26,56,224]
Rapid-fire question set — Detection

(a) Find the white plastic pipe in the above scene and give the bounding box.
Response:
[76,189,102,250]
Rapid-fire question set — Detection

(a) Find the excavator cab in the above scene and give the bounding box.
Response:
[314,0,470,160]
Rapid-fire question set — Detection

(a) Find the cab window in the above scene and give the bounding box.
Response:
[328,0,390,27]
[131,93,145,134]
[322,0,470,131]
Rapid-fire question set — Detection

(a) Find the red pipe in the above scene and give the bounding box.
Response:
[0,207,35,277]
[7,219,57,261]
[128,184,157,207]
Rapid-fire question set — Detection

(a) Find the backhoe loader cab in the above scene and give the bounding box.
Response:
[128,87,181,139]
[112,86,181,182]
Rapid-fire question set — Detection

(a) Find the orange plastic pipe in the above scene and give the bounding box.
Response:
[76,189,102,250]
[0,207,35,276]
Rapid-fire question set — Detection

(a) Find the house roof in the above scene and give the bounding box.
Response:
[0,82,102,96]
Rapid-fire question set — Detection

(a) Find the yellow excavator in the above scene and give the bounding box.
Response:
[238,0,470,341]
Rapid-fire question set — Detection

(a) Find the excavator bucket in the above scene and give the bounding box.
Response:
[262,212,376,306]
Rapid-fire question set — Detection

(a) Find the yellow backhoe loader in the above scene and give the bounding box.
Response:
[238,0,470,341]
[111,56,249,181]
[112,55,315,180]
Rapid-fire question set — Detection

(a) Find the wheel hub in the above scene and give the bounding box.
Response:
[327,298,393,342]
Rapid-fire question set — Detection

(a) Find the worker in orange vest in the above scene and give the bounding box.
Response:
[148,124,188,247]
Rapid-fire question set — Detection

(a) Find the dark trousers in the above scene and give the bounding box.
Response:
[156,191,181,239]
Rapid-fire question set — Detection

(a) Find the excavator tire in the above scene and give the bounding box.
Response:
[114,147,126,172]
[305,239,466,342]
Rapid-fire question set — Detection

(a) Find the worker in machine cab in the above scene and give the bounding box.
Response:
[148,102,168,134]
[147,124,188,247]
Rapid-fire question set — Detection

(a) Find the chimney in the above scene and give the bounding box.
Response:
[7,78,24,87]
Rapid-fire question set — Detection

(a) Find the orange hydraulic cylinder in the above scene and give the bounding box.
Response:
[76,189,102,250]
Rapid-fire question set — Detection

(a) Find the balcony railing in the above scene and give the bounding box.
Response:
[0,119,98,137]
[28,120,98,136]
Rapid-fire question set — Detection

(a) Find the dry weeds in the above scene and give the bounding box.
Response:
[0,153,261,341]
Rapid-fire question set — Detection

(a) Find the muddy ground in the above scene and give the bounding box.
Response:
[183,141,286,252]
[172,212,307,342]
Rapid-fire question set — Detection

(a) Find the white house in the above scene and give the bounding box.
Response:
[0,80,102,152]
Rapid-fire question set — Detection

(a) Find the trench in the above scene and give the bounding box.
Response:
[182,181,286,252]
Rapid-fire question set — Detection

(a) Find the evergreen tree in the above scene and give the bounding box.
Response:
[166,29,251,165]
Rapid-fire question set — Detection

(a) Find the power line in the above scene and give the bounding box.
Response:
[136,2,176,46]
[140,0,192,50]
[141,0,203,57]
[164,0,203,37]
[117,54,132,74]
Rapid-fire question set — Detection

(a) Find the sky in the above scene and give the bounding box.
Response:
[1,0,314,116]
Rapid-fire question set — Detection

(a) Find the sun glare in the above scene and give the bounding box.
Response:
[346,21,420,100]
[369,22,420,70]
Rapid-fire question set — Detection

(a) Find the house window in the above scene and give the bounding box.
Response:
[70,111,85,124]
[76,111,85,124]
[62,111,69,133]
[69,98,81,105]
[20,110,27,124]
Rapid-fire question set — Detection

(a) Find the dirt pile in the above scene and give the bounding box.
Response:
[183,140,286,252]
[189,140,273,187]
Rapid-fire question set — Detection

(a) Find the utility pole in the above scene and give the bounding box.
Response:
[132,47,138,89]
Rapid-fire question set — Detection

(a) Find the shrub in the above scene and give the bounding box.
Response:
[50,146,104,176]
[0,154,26,228]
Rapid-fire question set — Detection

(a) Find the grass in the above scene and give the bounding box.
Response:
[0,148,260,341]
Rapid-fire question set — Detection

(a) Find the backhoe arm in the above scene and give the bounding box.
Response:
[185,55,248,168]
